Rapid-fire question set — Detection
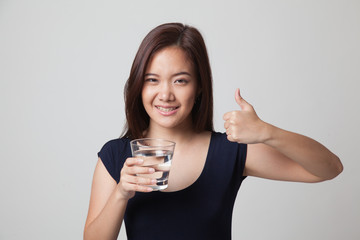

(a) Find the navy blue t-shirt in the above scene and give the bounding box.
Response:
[98,132,247,240]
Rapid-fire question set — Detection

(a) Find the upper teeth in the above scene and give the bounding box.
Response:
[157,106,176,112]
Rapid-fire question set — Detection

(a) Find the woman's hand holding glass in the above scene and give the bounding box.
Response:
[117,158,155,200]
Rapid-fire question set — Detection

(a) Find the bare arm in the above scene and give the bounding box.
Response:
[84,158,155,240]
[83,159,126,240]
[224,89,343,182]
[245,127,342,182]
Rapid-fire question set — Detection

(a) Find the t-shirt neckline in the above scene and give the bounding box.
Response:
[155,131,215,194]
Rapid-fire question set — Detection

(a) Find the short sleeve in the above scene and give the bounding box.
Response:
[236,142,247,182]
[209,132,247,191]
[219,132,247,188]
[98,138,131,183]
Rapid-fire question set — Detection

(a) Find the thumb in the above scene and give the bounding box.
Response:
[235,88,252,111]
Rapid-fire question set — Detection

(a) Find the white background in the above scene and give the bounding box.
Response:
[1,0,359,239]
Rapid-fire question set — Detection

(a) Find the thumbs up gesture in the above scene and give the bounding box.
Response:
[223,89,269,144]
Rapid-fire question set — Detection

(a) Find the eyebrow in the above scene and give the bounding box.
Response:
[144,72,192,77]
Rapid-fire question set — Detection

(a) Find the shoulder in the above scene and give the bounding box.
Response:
[211,131,228,141]
[209,132,247,181]
[209,131,247,159]
[98,137,132,183]
[98,137,132,163]
[99,137,131,154]
[211,131,246,147]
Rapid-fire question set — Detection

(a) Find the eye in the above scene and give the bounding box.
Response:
[145,78,158,83]
[174,79,188,84]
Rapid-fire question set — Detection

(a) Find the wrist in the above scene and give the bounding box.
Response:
[114,187,132,202]
[261,122,277,145]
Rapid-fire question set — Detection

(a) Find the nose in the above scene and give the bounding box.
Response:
[158,82,175,102]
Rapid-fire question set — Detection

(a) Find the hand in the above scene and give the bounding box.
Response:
[223,88,269,144]
[117,158,156,200]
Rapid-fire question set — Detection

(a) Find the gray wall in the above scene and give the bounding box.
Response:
[1,0,359,239]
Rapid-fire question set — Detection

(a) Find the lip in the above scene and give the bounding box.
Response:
[155,105,179,116]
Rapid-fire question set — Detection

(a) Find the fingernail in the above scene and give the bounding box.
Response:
[151,179,157,184]
[148,168,155,173]
[137,159,144,164]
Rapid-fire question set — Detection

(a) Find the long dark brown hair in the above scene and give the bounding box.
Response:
[122,23,214,139]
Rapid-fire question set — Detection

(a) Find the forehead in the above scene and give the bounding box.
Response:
[146,46,194,72]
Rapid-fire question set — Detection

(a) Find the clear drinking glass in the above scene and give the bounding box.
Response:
[130,138,175,191]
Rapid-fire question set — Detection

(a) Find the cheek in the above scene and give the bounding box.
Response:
[141,87,151,105]
[183,91,197,106]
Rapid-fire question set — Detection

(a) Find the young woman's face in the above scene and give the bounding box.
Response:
[142,46,198,131]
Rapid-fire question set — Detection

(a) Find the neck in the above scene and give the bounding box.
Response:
[144,123,198,145]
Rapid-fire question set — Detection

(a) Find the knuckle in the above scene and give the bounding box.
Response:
[120,169,127,177]
[140,178,150,185]
[120,181,128,190]
[125,158,133,165]
[125,167,133,175]
[134,166,144,174]
[136,177,144,184]
[121,175,131,184]
[121,164,128,171]
[147,178,154,184]
[133,177,140,184]
[134,185,143,192]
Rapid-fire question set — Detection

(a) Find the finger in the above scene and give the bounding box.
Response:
[226,129,240,143]
[225,127,229,135]
[133,184,154,192]
[122,182,153,192]
[223,112,231,120]
[226,133,235,142]
[234,88,242,106]
[234,88,252,111]
[225,126,233,136]
[124,175,157,186]
[125,158,144,166]
[224,121,230,129]
[126,166,155,175]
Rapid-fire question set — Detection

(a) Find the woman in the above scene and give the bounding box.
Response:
[84,23,343,240]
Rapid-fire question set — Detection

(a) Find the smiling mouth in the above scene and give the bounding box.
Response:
[156,106,179,112]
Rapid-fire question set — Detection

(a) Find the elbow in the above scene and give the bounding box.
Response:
[311,156,343,183]
[332,156,344,179]
[324,155,344,181]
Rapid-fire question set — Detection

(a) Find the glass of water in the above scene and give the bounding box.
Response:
[130,138,175,191]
